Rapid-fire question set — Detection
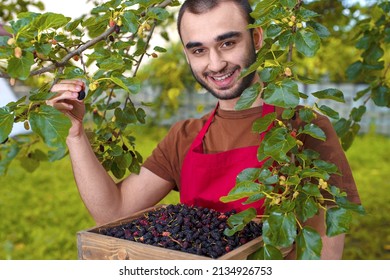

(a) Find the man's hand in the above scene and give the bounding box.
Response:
[46,79,86,139]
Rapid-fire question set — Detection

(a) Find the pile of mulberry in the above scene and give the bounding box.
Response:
[99,203,262,259]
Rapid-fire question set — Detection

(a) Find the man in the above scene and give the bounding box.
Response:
[48,0,360,259]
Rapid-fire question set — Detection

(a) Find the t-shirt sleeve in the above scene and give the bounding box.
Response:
[301,114,361,205]
[142,123,183,187]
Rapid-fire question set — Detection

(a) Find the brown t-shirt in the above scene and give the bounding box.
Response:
[143,104,361,204]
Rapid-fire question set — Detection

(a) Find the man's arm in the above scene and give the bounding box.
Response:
[49,80,174,225]
[67,131,173,225]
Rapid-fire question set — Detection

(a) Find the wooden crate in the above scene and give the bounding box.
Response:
[77,205,266,260]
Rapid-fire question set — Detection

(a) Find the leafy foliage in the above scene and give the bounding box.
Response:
[0,0,180,177]
[0,0,388,260]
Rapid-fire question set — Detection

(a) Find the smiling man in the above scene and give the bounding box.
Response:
[48,0,360,259]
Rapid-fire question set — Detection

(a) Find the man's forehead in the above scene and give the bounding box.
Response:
[179,2,248,44]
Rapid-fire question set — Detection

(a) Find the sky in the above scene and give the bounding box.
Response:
[35,0,96,18]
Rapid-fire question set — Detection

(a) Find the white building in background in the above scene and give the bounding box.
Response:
[0,78,29,137]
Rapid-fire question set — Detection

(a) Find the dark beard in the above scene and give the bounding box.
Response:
[190,46,257,100]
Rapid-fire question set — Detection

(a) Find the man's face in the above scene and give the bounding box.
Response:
[180,2,258,101]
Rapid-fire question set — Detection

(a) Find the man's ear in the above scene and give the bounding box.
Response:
[252,27,263,50]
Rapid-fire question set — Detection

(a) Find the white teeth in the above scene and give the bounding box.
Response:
[213,72,233,81]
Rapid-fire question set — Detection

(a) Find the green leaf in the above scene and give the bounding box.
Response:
[298,107,316,123]
[263,80,300,108]
[312,88,345,102]
[235,83,262,110]
[278,30,294,49]
[335,196,365,215]
[326,207,352,237]
[363,44,384,65]
[302,183,321,197]
[224,208,257,236]
[252,112,276,134]
[306,21,330,38]
[301,123,326,141]
[266,24,282,37]
[29,83,56,101]
[371,85,390,107]
[346,61,363,81]
[260,127,296,162]
[0,142,20,175]
[295,29,321,57]
[220,181,262,203]
[147,7,170,21]
[29,105,71,160]
[33,12,70,31]
[0,107,14,143]
[350,106,366,122]
[316,104,339,119]
[248,245,283,260]
[7,52,35,80]
[236,168,261,183]
[111,161,126,179]
[296,227,322,260]
[259,67,282,82]
[115,152,133,170]
[295,194,319,222]
[313,159,339,174]
[122,10,138,34]
[262,211,297,247]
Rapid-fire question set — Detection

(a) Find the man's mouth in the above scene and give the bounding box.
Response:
[212,71,235,81]
[207,68,239,88]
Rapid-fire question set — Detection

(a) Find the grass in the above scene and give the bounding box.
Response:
[0,126,388,259]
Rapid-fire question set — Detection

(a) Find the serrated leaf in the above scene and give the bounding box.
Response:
[235,83,262,110]
[296,227,322,260]
[295,194,319,222]
[371,85,390,107]
[248,244,283,260]
[346,61,363,81]
[224,208,257,236]
[316,104,339,119]
[0,143,20,175]
[115,152,133,170]
[236,168,261,183]
[29,105,71,160]
[335,196,366,215]
[220,181,262,203]
[295,29,320,57]
[301,123,326,141]
[326,207,352,237]
[147,7,170,21]
[260,127,296,162]
[122,10,138,33]
[7,52,35,80]
[0,107,14,143]
[263,80,299,108]
[252,112,276,133]
[312,88,345,102]
[33,12,70,31]
[259,67,282,82]
[306,21,330,38]
[262,211,297,247]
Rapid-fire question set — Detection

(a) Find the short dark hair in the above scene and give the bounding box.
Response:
[177,0,254,39]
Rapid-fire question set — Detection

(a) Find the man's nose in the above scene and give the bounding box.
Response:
[207,50,227,73]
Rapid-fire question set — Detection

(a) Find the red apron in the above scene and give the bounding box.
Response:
[180,103,274,215]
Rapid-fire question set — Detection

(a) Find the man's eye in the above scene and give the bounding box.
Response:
[222,41,235,48]
[193,49,205,55]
